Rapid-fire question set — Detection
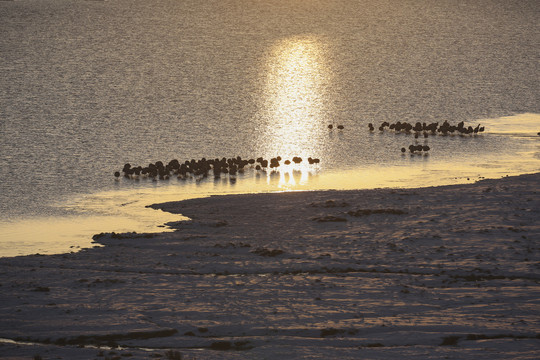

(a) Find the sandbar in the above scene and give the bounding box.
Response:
[0,173,538,359]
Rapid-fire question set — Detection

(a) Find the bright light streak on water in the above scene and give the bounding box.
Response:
[259,35,331,160]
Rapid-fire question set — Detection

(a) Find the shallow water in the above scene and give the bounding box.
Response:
[0,0,538,256]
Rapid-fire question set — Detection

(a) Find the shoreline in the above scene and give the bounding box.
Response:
[0,173,538,359]
[2,165,538,258]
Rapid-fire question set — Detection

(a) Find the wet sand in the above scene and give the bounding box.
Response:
[0,173,538,359]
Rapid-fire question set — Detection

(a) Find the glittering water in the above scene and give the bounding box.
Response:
[0,0,538,256]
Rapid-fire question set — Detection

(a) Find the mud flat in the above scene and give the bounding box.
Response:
[0,173,539,359]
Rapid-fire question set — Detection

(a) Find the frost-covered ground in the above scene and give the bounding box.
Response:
[1,173,539,359]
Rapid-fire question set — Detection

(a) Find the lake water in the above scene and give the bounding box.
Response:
[1,0,539,257]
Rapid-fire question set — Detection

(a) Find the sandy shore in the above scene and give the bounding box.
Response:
[0,173,539,359]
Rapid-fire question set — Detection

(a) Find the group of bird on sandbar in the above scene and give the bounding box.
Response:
[114,156,321,181]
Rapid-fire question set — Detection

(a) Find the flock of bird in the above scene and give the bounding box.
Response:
[115,120,487,180]
[369,120,484,136]
[403,144,430,154]
[115,155,320,181]
[368,120,485,154]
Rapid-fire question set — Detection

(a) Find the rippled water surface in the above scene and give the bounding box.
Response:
[0,0,538,256]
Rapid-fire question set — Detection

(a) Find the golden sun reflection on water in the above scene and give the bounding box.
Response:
[258,35,332,189]
[259,35,331,163]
